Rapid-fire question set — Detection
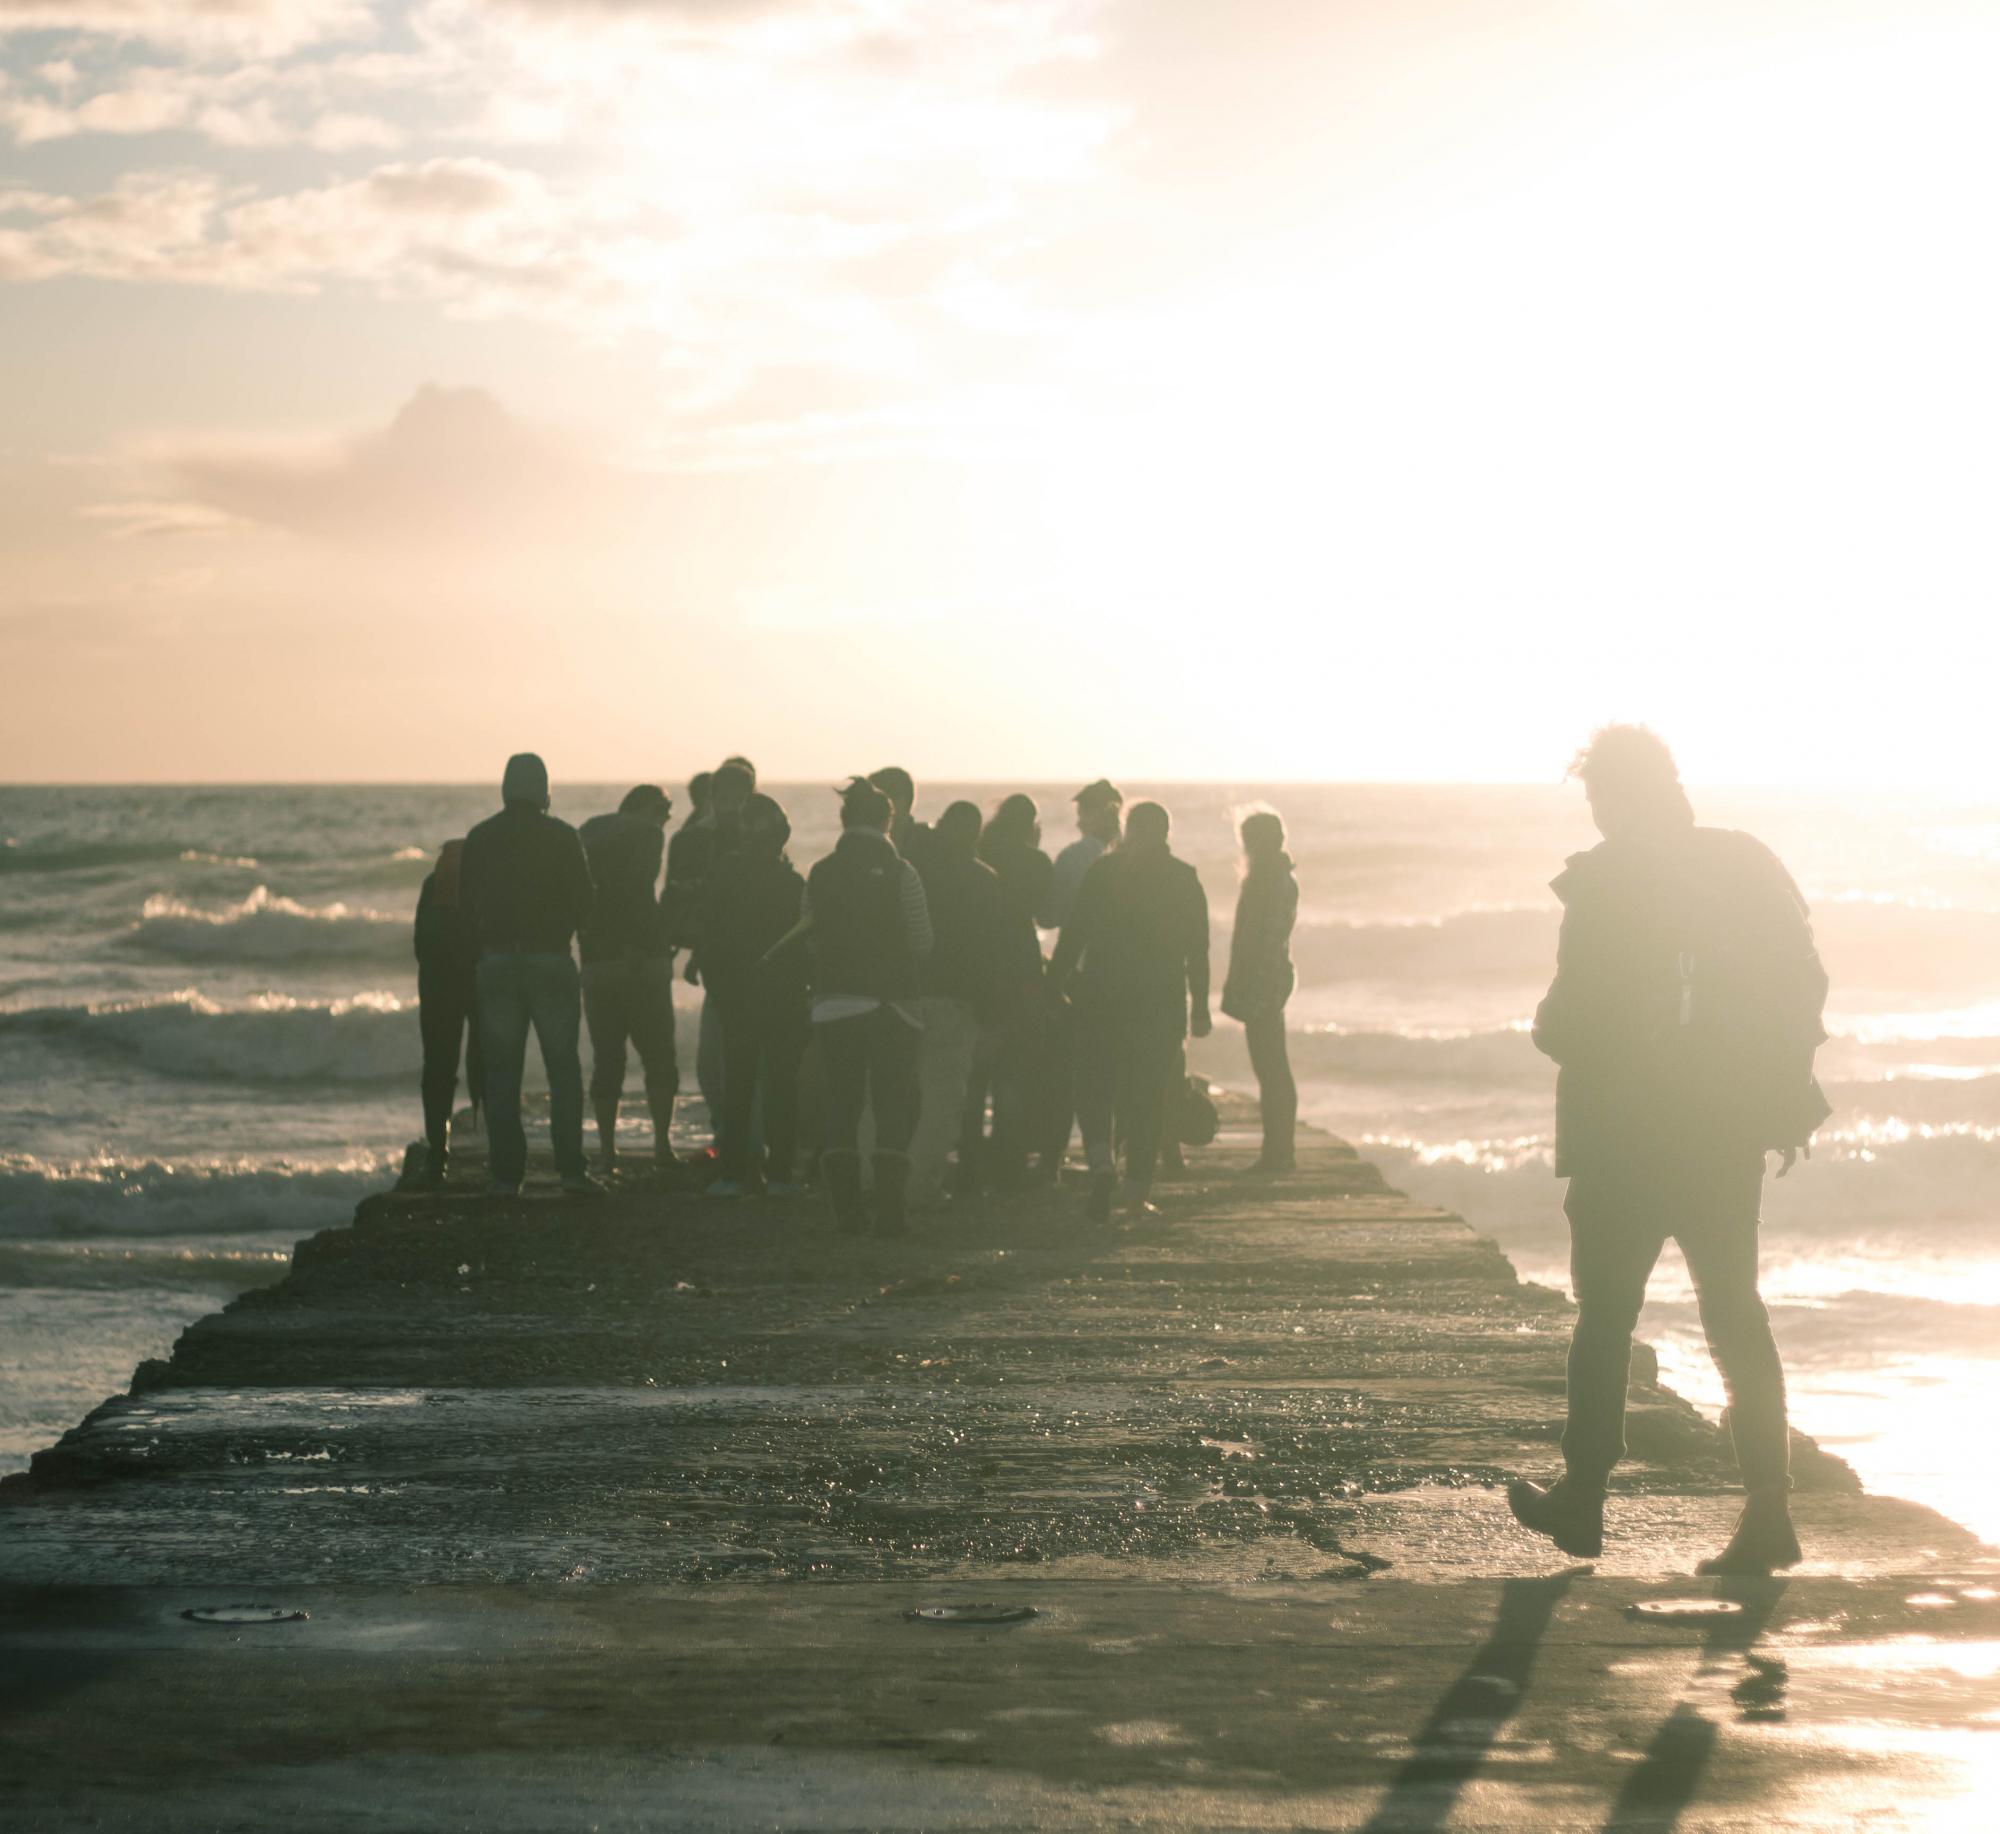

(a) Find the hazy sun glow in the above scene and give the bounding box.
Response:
[4,0,1997,782]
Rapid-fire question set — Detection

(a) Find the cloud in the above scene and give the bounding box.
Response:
[0,0,371,57]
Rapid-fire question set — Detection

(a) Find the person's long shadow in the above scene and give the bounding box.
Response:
[1359,1571,1578,1834]
[1599,1576,1789,1832]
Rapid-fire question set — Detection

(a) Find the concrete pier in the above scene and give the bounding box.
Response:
[4,1109,1994,1829]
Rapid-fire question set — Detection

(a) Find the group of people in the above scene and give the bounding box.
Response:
[409,752,1303,1236]
[411,727,1834,1574]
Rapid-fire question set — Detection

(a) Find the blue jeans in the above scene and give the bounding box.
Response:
[478,951,586,1186]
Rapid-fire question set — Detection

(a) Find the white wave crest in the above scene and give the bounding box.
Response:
[127,886,405,964]
[0,1153,386,1240]
[0,990,420,1083]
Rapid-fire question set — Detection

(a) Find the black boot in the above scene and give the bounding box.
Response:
[1505,1475,1606,1559]
[1696,1489,1802,1576]
[822,1150,867,1235]
[870,1151,911,1239]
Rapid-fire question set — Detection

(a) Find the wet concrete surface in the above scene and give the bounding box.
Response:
[3,1109,1995,1827]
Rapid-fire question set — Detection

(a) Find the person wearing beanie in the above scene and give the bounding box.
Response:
[1034,778,1124,1177]
[459,751,601,1198]
[1505,724,1830,1578]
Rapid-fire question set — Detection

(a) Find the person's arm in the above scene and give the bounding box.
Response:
[1048,859,1104,993]
[900,861,933,960]
[566,828,595,945]
[1221,878,1257,1017]
[414,875,434,964]
[1530,907,1584,1064]
[758,882,814,968]
[1185,869,1212,1036]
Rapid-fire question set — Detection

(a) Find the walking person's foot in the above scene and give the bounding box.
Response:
[1696,1492,1802,1576]
[1504,1476,1606,1559]
[559,1171,609,1198]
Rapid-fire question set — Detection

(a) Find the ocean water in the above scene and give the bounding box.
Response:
[3,783,1996,1547]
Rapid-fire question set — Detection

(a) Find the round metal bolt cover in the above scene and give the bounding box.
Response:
[903,1604,1039,1626]
[182,1605,310,1626]
[1629,1598,1746,1622]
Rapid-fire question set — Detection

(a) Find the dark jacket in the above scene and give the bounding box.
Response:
[414,871,479,981]
[1222,853,1299,1022]
[1533,824,1832,1174]
[979,834,1053,985]
[1050,844,1211,1034]
[459,805,594,957]
[698,851,808,1015]
[577,811,667,966]
[807,829,924,1005]
[918,844,1007,1017]
[662,814,728,953]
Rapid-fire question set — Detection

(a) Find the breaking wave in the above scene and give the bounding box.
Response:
[0,991,420,1084]
[0,1153,386,1241]
[0,839,211,875]
[126,887,406,964]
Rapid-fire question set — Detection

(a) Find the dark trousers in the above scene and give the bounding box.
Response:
[1244,1008,1297,1162]
[418,966,483,1157]
[1077,1006,1182,1197]
[1562,1153,1789,1492]
[477,951,586,1185]
[1034,994,1079,1170]
[819,1007,921,1159]
[582,958,678,1109]
[960,995,1042,1187]
[717,993,807,1182]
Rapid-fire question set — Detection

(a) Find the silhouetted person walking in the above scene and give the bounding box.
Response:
[908,800,1006,1210]
[699,793,810,1197]
[1049,800,1211,1223]
[1507,726,1830,1575]
[803,778,933,1236]
[411,838,485,1189]
[460,752,600,1197]
[1035,780,1122,1177]
[1221,809,1299,1175]
[578,785,676,1169]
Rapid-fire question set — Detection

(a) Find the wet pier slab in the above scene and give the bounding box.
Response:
[3,1115,1994,1827]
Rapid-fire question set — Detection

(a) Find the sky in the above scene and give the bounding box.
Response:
[4,0,1998,785]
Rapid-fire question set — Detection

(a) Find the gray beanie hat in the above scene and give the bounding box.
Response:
[502,751,549,806]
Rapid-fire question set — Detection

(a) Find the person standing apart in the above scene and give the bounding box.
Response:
[1220,809,1300,1176]
[907,801,1006,1211]
[1506,725,1830,1575]
[578,785,677,1171]
[410,838,485,1189]
[459,752,600,1197]
[1049,801,1211,1224]
[1034,780,1123,1179]
[699,793,811,1197]
[801,778,933,1236]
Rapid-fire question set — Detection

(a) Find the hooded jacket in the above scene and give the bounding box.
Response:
[577,810,667,966]
[1532,824,1831,1175]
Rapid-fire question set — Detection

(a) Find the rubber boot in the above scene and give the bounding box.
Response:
[1696,1488,1802,1576]
[822,1150,867,1236]
[1505,1475,1607,1559]
[870,1151,911,1239]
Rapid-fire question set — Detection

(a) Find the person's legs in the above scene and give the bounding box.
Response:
[1244,1010,1298,1169]
[476,954,532,1191]
[1155,1041,1189,1175]
[1117,1020,1178,1206]
[866,1007,923,1235]
[696,989,725,1144]
[1073,1005,1120,1222]
[714,991,759,1183]
[817,1014,870,1232]
[760,1010,807,1186]
[417,965,465,1167]
[1034,994,1078,1178]
[525,952,588,1184]
[625,957,680,1165]
[582,964,631,1164]
[908,996,978,1207]
[989,999,1042,1189]
[1558,1176,1666,1490]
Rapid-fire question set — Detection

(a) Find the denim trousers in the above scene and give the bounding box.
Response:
[477,950,587,1185]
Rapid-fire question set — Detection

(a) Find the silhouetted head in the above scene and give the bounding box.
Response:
[935,799,982,857]
[720,754,758,789]
[1124,801,1170,852]
[839,776,893,833]
[1074,778,1123,844]
[869,768,916,818]
[740,792,792,858]
[687,771,714,815]
[1569,724,1695,841]
[712,762,754,818]
[1240,809,1285,863]
[619,784,672,827]
[501,751,549,812]
[987,793,1040,849]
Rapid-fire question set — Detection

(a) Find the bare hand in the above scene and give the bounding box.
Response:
[1774,1143,1810,1178]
